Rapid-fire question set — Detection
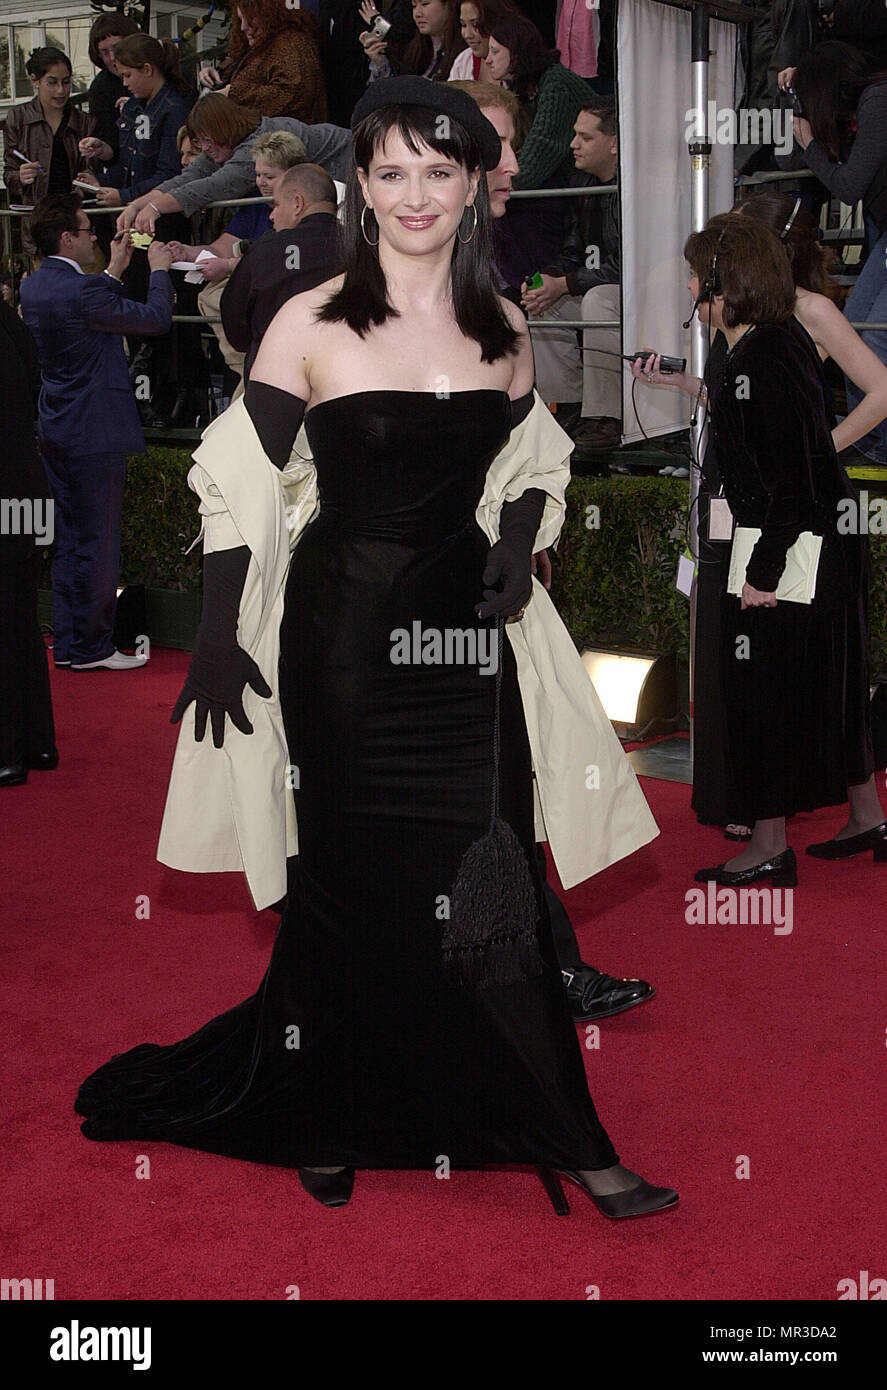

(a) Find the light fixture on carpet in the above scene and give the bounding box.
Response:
[581,647,678,741]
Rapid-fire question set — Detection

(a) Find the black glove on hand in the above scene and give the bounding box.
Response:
[476,488,547,619]
[171,545,271,748]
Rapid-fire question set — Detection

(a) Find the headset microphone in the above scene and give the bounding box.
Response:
[682,294,705,330]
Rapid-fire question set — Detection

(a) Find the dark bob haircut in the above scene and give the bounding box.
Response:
[88,11,140,69]
[317,103,519,365]
[684,214,795,329]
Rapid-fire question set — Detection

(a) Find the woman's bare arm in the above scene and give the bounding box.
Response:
[797,290,887,452]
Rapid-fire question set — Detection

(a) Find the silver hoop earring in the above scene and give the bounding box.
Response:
[456,204,478,244]
[360,204,379,247]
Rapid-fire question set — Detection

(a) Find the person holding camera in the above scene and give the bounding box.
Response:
[19,196,173,672]
[360,0,466,83]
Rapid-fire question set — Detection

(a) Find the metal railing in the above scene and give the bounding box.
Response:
[3,176,885,343]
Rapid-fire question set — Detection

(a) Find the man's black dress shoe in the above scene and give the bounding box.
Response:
[694,846,797,886]
[26,749,59,771]
[0,762,29,787]
[298,1167,355,1207]
[806,822,887,860]
[562,964,654,1022]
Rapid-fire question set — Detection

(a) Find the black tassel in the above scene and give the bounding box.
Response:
[441,619,545,989]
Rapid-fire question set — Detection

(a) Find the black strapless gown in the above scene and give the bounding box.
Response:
[76,391,619,1171]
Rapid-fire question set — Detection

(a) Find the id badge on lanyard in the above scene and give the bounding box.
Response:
[708,495,734,542]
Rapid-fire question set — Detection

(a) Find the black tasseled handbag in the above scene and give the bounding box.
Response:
[441,618,546,989]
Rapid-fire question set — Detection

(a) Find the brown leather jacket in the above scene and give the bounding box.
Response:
[3,96,98,252]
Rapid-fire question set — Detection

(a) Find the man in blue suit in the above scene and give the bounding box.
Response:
[20,194,173,671]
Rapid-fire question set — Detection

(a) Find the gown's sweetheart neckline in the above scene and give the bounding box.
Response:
[304,387,511,419]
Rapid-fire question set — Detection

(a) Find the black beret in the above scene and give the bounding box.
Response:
[350,76,502,171]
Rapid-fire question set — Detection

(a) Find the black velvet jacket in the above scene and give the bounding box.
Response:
[706,315,857,599]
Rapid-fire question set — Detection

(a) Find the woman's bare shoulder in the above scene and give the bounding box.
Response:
[262,275,345,351]
[498,294,528,335]
[253,276,346,392]
[498,294,535,397]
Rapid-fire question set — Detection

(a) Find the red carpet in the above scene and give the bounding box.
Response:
[2,647,885,1301]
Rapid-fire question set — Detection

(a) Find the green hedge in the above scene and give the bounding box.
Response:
[552,476,691,658]
[115,446,887,678]
[119,446,203,592]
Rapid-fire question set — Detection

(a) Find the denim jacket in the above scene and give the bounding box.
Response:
[105,81,193,201]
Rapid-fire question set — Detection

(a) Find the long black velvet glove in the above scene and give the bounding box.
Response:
[171,545,272,748]
[476,488,547,619]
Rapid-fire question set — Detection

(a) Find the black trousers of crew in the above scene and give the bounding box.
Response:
[535,842,582,969]
[0,546,55,765]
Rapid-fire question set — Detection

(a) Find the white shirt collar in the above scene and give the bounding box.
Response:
[47,255,85,274]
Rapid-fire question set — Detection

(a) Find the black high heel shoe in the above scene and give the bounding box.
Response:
[298,1167,355,1208]
[805,822,887,860]
[536,1166,678,1219]
[694,846,797,887]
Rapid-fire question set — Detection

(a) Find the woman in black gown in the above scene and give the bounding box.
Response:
[76,79,676,1219]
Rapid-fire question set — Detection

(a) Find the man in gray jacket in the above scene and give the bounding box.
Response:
[115,95,351,236]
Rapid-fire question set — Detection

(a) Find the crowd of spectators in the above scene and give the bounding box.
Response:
[2,6,886,438]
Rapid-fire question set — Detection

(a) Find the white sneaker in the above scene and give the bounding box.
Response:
[71,649,149,671]
[671,466,690,479]
[659,465,676,476]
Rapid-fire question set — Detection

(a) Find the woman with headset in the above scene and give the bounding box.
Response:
[635,214,882,881]
[636,195,887,847]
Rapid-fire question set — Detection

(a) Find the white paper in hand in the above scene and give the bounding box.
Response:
[184,249,216,283]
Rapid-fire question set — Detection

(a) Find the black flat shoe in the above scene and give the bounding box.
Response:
[536,1166,678,1220]
[805,822,887,861]
[0,761,29,787]
[562,965,654,1022]
[298,1167,355,1207]
[26,748,59,771]
[694,846,797,887]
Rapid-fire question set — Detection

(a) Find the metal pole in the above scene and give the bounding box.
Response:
[687,2,712,777]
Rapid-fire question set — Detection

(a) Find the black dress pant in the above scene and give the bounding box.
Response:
[0,546,55,764]
[535,842,582,969]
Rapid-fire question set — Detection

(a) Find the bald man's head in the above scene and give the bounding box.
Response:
[270,163,338,230]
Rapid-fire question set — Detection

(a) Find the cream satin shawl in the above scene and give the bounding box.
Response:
[157,392,658,908]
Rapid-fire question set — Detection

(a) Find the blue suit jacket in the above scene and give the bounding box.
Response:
[20,259,173,457]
